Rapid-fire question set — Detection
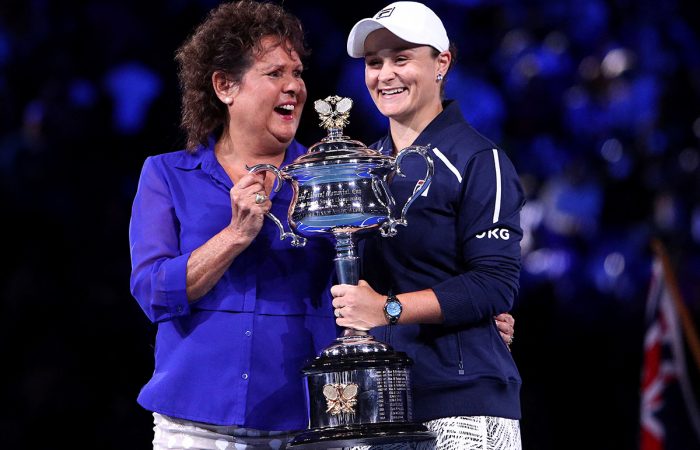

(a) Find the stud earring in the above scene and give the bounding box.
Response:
[436,73,444,82]
[224,97,232,105]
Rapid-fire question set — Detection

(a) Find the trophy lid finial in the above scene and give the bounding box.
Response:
[314,95,353,140]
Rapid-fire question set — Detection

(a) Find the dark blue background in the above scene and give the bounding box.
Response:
[1,0,699,448]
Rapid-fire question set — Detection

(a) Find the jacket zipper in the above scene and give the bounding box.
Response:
[456,333,465,375]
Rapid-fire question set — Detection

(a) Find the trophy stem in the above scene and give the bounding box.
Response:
[333,232,359,286]
[333,232,368,337]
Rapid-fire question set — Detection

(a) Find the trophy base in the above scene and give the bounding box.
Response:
[289,422,436,449]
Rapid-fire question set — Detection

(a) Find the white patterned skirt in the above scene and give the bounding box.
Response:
[349,416,521,450]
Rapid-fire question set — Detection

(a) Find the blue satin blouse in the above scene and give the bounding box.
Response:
[129,138,337,431]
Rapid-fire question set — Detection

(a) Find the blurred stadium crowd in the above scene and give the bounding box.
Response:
[1,0,698,448]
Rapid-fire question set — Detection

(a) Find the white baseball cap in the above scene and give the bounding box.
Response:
[347,1,449,58]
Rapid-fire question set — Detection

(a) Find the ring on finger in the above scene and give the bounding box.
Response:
[254,192,266,204]
[334,309,343,318]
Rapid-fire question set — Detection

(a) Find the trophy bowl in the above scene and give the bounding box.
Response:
[248,96,436,448]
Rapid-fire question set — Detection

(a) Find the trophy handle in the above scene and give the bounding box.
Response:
[247,164,307,248]
[379,145,435,237]
[371,177,396,211]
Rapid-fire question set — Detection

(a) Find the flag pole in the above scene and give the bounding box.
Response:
[651,238,700,372]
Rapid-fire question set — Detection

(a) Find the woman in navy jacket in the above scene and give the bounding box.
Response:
[331,2,525,449]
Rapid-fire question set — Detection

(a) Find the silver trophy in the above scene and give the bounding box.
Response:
[249,95,435,448]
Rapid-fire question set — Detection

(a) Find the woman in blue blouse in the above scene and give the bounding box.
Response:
[128,2,337,448]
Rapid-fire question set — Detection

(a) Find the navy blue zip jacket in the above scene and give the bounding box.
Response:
[361,100,525,421]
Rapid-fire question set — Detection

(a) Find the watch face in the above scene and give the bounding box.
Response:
[386,300,402,317]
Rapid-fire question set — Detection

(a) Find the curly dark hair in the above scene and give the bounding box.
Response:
[175,0,309,151]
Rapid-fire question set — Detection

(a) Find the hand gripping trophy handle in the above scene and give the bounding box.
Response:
[379,145,435,237]
[247,164,307,248]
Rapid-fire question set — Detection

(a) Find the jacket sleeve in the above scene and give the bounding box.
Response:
[433,148,525,327]
[129,156,192,323]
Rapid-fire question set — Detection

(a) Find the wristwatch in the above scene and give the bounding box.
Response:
[383,294,403,325]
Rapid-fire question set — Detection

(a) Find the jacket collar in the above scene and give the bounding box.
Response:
[377,100,465,154]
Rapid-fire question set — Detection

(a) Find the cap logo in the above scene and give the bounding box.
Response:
[375,7,395,19]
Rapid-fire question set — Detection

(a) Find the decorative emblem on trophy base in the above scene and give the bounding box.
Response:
[323,382,359,415]
[248,96,435,449]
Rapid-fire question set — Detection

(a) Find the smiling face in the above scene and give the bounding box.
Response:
[363,28,449,129]
[228,36,306,153]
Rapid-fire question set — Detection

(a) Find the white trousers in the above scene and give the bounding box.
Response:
[152,413,295,450]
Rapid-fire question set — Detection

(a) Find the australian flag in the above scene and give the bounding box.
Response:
[640,240,700,450]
